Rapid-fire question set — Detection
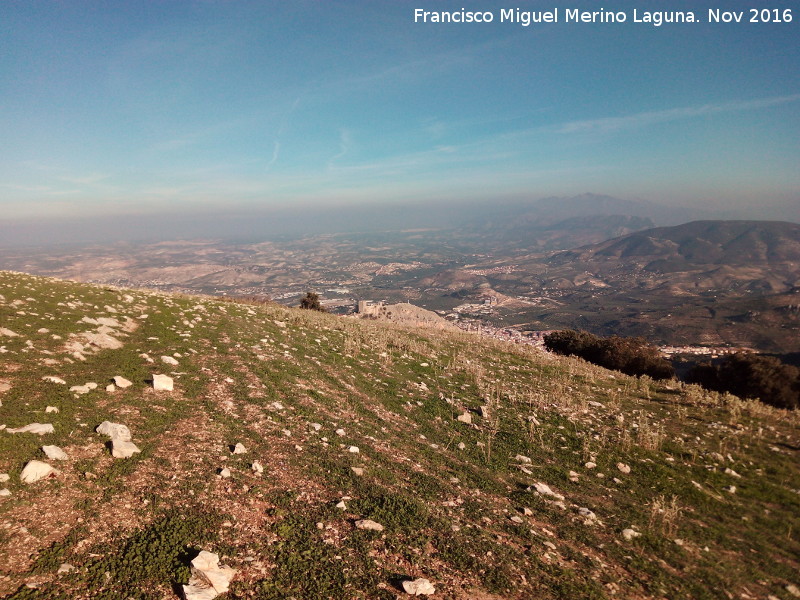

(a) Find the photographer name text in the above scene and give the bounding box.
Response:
[413,8,794,27]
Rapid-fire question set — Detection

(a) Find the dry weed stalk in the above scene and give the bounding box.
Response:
[649,494,682,536]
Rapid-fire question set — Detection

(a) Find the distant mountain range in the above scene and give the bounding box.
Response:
[551,220,800,280]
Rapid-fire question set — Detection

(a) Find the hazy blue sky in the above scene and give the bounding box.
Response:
[1,0,799,226]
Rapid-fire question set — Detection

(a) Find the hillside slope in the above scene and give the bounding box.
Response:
[0,271,798,600]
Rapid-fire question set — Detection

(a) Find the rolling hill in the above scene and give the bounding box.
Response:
[0,270,798,599]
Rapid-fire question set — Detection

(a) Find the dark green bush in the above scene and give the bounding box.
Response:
[544,330,674,380]
[686,353,799,410]
[299,291,325,312]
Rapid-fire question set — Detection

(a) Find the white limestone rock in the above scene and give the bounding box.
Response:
[45,406,59,414]
[532,482,565,501]
[456,412,472,424]
[622,528,641,541]
[402,578,436,596]
[8,423,54,435]
[578,507,598,523]
[251,461,264,474]
[151,374,174,391]
[42,445,68,461]
[161,355,179,366]
[182,551,236,600]
[113,376,133,389]
[20,460,58,483]
[355,519,384,531]
[0,328,19,337]
[617,462,631,474]
[111,438,141,459]
[96,421,132,442]
[231,443,247,455]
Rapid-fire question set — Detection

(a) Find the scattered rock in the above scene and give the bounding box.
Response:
[786,584,800,598]
[219,468,231,478]
[111,438,141,459]
[45,406,59,413]
[0,382,11,393]
[724,485,737,494]
[151,374,174,391]
[69,383,97,395]
[182,550,236,600]
[578,507,598,523]
[585,461,597,469]
[532,482,565,501]
[348,446,360,454]
[402,578,436,596]
[96,421,132,441]
[355,519,384,531]
[96,421,139,458]
[8,423,54,435]
[0,489,10,497]
[42,445,68,461]
[42,376,66,385]
[514,454,532,464]
[456,412,472,424]
[161,355,179,366]
[568,471,580,482]
[251,461,263,474]
[622,528,641,541]
[20,460,58,483]
[231,443,247,454]
[336,500,347,509]
[351,467,364,476]
[0,474,9,482]
[57,563,74,574]
[105,384,116,392]
[616,463,631,474]
[113,376,133,388]
[335,428,346,436]
[724,468,742,478]
[0,328,19,337]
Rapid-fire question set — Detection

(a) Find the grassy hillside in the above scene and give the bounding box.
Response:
[0,270,798,600]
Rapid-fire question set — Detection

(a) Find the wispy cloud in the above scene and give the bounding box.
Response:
[327,129,352,167]
[265,141,281,168]
[557,94,800,135]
